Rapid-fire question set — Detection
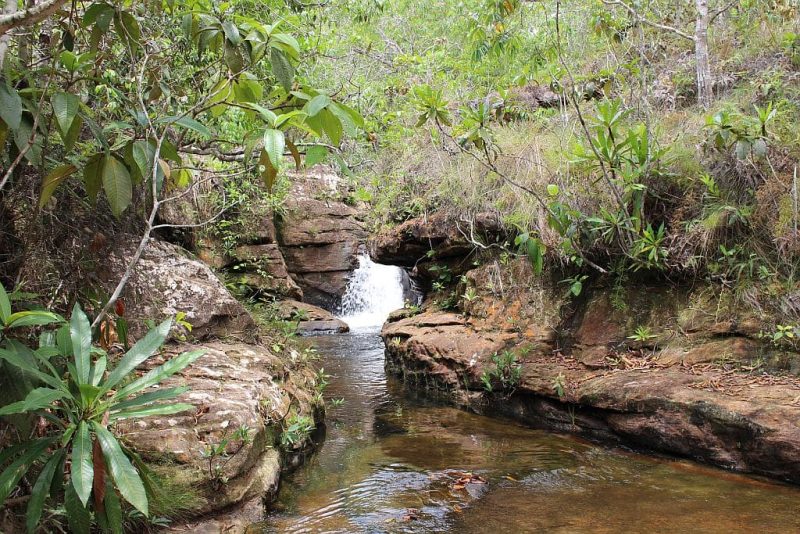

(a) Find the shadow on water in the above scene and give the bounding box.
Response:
[253,327,800,534]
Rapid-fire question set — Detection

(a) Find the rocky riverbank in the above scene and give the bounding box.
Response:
[376,213,800,483]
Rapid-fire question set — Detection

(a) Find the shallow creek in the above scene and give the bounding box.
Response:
[252,258,800,533]
[250,326,800,533]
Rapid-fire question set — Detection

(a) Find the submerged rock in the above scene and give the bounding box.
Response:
[276,299,349,334]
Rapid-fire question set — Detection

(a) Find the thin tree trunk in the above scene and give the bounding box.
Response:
[0,0,16,69]
[695,0,713,108]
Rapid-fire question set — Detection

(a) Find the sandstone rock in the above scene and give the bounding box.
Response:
[276,168,368,308]
[370,212,505,268]
[229,243,303,300]
[102,239,253,340]
[276,300,349,334]
[118,342,292,515]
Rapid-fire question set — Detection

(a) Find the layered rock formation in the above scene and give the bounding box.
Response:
[377,214,800,483]
[277,168,367,308]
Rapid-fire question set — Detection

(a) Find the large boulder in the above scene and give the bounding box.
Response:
[277,167,368,308]
[101,239,254,340]
[370,212,505,280]
[118,340,320,516]
[276,299,349,334]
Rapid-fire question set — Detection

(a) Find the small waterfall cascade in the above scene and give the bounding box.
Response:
[338,254,406,329]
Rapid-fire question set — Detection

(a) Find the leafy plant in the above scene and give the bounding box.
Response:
[627,325,656,342]
[0,297,204,533]
[480,350,522,393]
[280,413,315,449]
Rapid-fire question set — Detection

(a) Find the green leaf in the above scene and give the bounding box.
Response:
[0,83,21,130]
[547,184,559,196]
[114,349,204,400]
[320,109,343,145]
[110,402,193,421]
[64,477,91,534]
[156,115,211,137]
[304,145,328,167]
[51,92,79,138]
[0,283,10,323]
[304,94,331,118]
[111,386,188,413]
[270,32,300,59]
[70,304,92,385]
[270,47,294,91]
[102,156,132,217]
[0,438,54,505]
[0,387,65,415]
[93,423,148,515]
[0,347,64,391]
[6,310,63,328]
[222,20,241,45]
[39,164,77,208]
[241,103,277,126]
[83,153,104,203]
[223,39,245,73]
[63,114,83,151]
[262,128,285,170]
[26,449,65,534]
[103,318,171,393]
[71,421,94,506]
[104,480,123,534]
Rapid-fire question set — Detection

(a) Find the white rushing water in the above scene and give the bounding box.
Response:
[338,254,405,329]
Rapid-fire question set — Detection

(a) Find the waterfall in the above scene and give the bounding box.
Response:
[338,254,406,329]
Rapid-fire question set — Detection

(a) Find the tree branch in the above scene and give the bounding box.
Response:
[0,0,69,36]
[601,0,695,41]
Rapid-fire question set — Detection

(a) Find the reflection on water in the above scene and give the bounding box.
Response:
[255,329,800,533]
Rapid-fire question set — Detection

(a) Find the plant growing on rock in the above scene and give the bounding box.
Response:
[280,413,315,449]
[480,350,522,393]
[0,297,204,533]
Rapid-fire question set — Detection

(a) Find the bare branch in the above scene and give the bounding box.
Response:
[601,0,695,41]
[0,0,69,36]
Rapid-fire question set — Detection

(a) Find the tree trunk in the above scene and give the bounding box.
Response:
[0,0,16,70]
[695,0,713,108]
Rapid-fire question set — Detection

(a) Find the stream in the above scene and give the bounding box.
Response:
[254,259,800,533]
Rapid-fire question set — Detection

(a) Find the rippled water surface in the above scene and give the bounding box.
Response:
[254,328,800,533]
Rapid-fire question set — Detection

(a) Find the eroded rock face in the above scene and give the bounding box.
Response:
[102,239,253,340]
[370,212,505,282]
[118,341,320,516]
[277,168,368,308]
[381,256,800,483]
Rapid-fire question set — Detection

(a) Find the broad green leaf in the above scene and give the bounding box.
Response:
[305,145,328,167]
[0,387,65,415]
[90,355,107,386]
[241,103,277,126]
[262,128,285,169]
[156,115,211,137]
[328,103,357,136]
[51,92,79,138]
[131,140,156,181]
[114,349,205,400]
[0,84,21,130]
[222,20,241,45]
[26,448,65,534]
[0,437,54,505]
[70,304,92,385]
[64,477,91,534]
[6,310,63,328]
[39,164,77,208]
[71,421,94,506]
[63,114,83,151]
[274,110,307,129]
[270,47,294,91]
[93,423,148,515]
[83,153,104,203]
[223,39,245,73]
[82,2,114,28]
[110,402,193,421]
[320,109,343,145]
[270,33,300,59]
[78,383,102,405]
[102,156,132,217]
[0,283,10,323]
[104,480,123,534]
[0,347,64,391]
[111,386,188,413]
[103,318,171,392]
[304,94,331,118]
